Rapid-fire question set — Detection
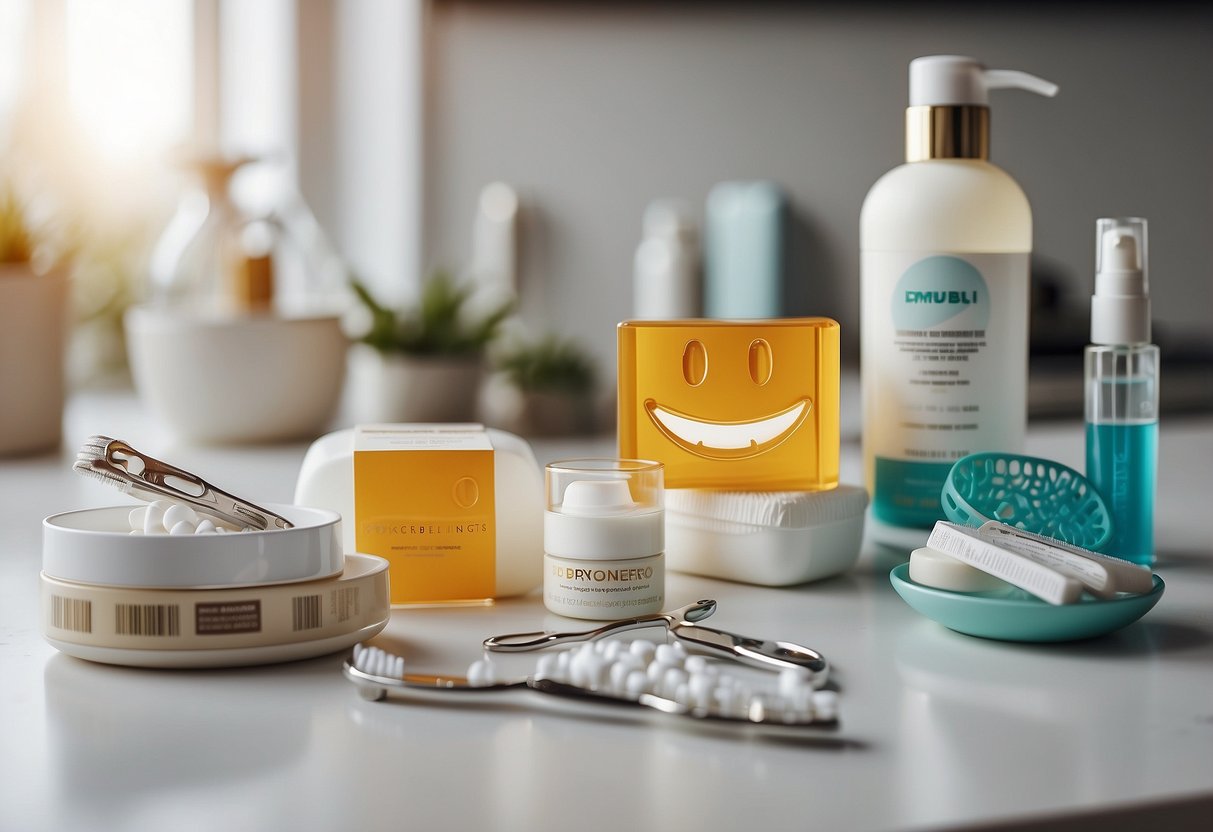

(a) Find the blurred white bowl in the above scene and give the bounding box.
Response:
[125,306,347,444]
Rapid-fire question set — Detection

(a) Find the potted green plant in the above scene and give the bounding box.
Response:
[347,272,512,422]
[490,334,598,436]
[0,182,68,456]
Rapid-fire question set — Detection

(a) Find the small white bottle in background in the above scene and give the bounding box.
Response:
[633,199,700,320]
[469,181,520,296]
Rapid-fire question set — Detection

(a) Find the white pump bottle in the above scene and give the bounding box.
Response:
[860,55,1058,530]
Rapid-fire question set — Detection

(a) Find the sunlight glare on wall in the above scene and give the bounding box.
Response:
[65,0,192,160]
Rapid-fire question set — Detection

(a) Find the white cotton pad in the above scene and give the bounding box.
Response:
[664,484,868,586]
[908,546,1014,594]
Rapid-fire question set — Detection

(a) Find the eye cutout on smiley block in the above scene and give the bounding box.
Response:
[617,319,840,491]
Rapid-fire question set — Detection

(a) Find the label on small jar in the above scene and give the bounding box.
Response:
[544,553,665,620]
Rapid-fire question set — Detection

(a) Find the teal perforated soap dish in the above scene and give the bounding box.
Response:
[941,453,1113,551]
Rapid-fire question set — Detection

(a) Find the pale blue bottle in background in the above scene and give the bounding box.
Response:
[704,181,784,319]
[1084,217,1158,566]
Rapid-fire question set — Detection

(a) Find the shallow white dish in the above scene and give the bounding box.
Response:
[664,485,868,586]
[42,553,391,668]
[43,503,343,589]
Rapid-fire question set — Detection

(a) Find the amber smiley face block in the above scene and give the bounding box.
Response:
[617,319,840,490]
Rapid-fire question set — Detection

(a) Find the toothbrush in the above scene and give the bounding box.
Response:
[483,599,829,683]
[346,641,840,738]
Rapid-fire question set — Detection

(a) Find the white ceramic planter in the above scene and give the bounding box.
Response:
[0,266,67,456]
[125,306,347,444]
[347,343,484,423]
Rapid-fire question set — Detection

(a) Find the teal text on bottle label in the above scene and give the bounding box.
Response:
[873,457,951,528]
[891,256,990,331]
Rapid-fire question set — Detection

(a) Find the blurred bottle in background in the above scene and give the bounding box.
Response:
[633,198,700,320]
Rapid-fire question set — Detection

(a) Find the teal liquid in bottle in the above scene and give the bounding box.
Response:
[1086,419,1157,564]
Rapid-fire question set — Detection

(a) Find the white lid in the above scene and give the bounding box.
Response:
[42,503,344,588]
[1091,217,1151,345]
[909,55,1058,107]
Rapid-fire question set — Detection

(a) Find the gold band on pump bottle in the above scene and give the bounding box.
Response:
[905,105,990,162]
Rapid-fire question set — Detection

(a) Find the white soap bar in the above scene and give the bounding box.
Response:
[908,546,1014,593]
[927,522,1084,605]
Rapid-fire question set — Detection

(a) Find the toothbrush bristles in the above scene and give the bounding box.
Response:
[72,462,134,493]
[353,644,405,680]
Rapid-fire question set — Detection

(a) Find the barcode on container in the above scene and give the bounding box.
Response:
[292,594,322,631]
[115,604,180,637]
[51,595,92,633]
[332,587,359,623]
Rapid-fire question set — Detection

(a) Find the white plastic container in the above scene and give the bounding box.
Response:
[664,485,867,586]
[294,425,544,601]
[544,459,665,620]
[861,55,1057,530]
[40,503,386,668]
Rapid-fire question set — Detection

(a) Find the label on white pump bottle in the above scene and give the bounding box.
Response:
[862,251,1028,528]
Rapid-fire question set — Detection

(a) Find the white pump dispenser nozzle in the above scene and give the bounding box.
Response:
[1091,217,1151,345]
[909,56,1058,106]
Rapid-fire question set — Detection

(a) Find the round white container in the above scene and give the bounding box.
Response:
[43,503,343,589]
[544,459,664,620]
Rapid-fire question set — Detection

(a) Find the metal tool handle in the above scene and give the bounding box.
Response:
[671,623,829,679]
[81,436,292,531]
[483,599,717,652]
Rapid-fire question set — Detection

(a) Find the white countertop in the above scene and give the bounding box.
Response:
[2,389,1212,832]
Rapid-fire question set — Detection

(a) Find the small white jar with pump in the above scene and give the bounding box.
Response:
[544,459,664,620]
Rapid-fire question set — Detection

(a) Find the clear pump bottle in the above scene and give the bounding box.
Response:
[1085,218,1158,565]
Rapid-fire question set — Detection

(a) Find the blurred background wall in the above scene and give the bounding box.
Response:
[418,2,1213,376]
[3,0,1210,410]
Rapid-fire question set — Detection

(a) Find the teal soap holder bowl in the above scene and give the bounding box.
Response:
[941,453,1113,551]
[890,564,1164,642]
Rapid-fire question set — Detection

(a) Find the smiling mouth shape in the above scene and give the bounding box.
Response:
[644,398,812,460]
